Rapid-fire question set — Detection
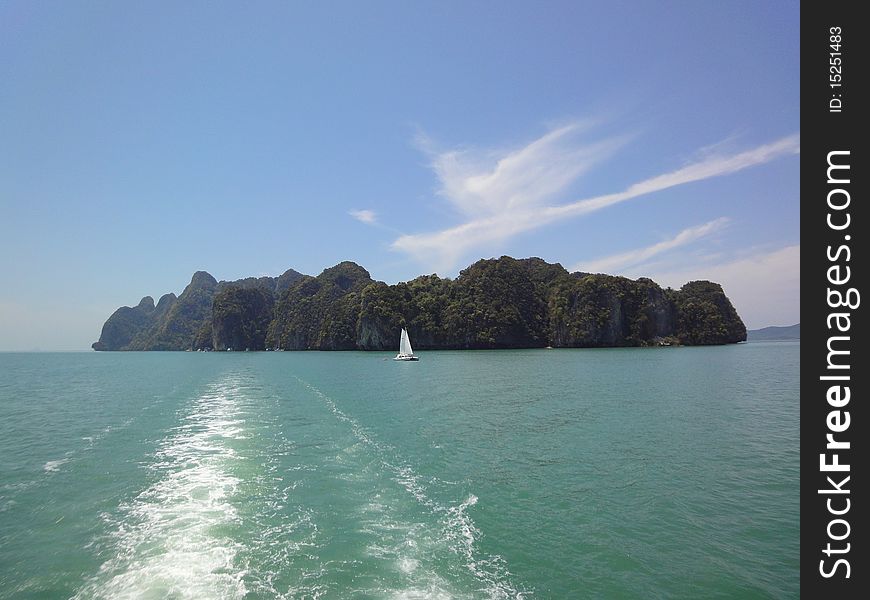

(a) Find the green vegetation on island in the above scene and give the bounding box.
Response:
[92,256,747,351]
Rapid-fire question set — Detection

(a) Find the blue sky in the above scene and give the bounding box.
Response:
[1,1,799,350]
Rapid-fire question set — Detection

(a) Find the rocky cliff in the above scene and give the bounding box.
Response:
[92,256,747,351]
[211,286,275,351]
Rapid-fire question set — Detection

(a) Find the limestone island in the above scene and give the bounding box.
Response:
[92,256,747,352]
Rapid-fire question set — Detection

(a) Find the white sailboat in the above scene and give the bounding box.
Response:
[394,328,419,361]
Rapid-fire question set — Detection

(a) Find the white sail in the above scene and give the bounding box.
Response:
[399,328,413,356]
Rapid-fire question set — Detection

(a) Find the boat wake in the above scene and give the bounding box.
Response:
[74,377,251,600]
[73,370,527,599]
[295,376,527,599]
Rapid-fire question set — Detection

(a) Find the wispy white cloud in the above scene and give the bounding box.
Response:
[632,244,800,329]
[391,131,799,274]
[349,209,378,224]
[572,217,730,273]
[425,121,628,218]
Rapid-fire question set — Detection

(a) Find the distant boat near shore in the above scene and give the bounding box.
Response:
[394,328,419,361]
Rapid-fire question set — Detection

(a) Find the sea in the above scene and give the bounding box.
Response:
[0,342,799,599]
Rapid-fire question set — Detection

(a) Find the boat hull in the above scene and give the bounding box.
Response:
[393,355,419,361]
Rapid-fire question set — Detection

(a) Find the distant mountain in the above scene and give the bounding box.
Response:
[93,256,747,351]
[747,324,800,341]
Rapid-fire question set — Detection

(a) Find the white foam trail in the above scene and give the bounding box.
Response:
[295,376,528,599]
[443,495,525,600]
[43,457,70,473]
[389,586,455,600]
[75,378,249,600]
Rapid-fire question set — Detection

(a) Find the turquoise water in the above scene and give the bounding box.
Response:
[0,344,799,599]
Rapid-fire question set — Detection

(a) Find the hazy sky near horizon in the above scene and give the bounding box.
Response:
[1,1,799,350]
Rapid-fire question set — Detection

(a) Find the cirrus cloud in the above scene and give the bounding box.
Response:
[572,217,731,274]
[391,129,799,275]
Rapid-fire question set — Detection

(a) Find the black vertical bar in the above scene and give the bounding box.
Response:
[802,1,867,596]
